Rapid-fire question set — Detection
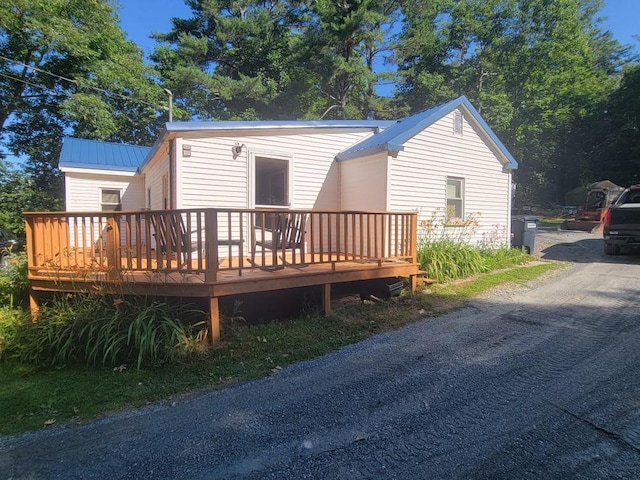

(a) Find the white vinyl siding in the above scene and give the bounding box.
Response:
[64,173,146,247]
[340,153,388,211]
[388,109,511,245]
[143,149,170,211]
[65,173,144,212]
[176,130,373,211]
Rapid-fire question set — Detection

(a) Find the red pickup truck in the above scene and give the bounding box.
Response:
[603,184,640,255]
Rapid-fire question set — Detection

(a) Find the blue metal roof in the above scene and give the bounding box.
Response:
[59,137,151,172]
[335,96,518,169]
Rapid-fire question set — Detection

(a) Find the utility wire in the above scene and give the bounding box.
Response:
[0,71,69,98]
[0,55,167,110]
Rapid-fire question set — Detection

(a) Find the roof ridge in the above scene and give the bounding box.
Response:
[63,137,151,149]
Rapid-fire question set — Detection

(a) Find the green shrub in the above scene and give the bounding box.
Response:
[0,253,29,308]
[0,307,29,360]
[482,246,531,271]
[416,211,532,283]
[2,294,208,369]
[418,238,488,282]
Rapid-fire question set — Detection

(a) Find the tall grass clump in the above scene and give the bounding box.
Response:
[417,211,532,283]
[2,294,208,369]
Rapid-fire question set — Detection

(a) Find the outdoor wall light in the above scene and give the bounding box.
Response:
[232,142,245,159]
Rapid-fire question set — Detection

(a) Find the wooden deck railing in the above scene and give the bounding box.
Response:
[24,208,417,282]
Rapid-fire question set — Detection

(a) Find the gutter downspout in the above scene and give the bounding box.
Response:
[337,159,342,210]
[169,139,176,209]
[507,169,513,245]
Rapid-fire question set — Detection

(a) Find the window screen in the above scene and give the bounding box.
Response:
[446,177,464,221]
[101,189,121,211]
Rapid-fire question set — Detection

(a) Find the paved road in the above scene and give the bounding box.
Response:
[3,228,640,479]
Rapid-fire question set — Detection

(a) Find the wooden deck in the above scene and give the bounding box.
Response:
[24,208,420,340]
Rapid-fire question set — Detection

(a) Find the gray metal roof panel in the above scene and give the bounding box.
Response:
[59,137,150,172]
[164,119,394,132]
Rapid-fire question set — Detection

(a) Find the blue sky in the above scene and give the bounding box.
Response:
[118,0,639,59]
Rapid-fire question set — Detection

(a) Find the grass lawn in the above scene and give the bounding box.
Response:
[0,261,562,436]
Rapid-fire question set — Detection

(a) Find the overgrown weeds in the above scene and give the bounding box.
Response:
[0,294,208,369]
[0,252,28,308]
[417,210,530,282]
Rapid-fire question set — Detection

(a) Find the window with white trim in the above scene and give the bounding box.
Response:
[100,189,122,211]
[255,156,289,206]
[446,177,464,222]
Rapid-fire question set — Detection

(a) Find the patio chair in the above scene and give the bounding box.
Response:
[250,211,306,269]
[149,212,199,267]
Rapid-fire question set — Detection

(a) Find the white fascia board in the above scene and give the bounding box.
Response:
[59,166,138,177]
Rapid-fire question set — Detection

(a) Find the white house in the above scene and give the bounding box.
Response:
[59,96,518,246]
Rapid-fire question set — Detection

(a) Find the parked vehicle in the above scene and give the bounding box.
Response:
[603,185,640,255]
[576,184,624,221]
[0,228,22,266]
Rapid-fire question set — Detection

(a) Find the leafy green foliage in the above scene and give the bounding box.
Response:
[151,0,307,120]
[1,294,207,369]
[0,307,28,359]
[416,210,531,282]
[418,238,487,282]
[418,238,531,283]
[0,0,165,205]
[396,0,630,204]
[0,251,28,308]
[0,161,60,235]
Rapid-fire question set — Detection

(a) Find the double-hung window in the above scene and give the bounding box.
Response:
[446,177,464,223]
[100,189,122,211]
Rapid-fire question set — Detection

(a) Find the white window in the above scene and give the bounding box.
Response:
[100,189,122,212]
[446,177,464,222]
[254,156,289,207]
[453,110,464,136]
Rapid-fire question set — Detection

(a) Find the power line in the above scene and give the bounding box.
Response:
[0,55,167,111]
[0,71,69,98]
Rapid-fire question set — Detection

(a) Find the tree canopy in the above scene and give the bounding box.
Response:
[0,0,166,201]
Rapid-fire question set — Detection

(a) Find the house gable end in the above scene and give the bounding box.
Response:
[336,96,518,170]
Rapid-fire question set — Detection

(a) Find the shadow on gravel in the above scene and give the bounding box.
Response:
[537,237,640,264]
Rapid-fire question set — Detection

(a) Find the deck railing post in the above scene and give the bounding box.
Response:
[105,215,119,280]
[410,213,418,263]
[204,209,218,283]
[24,216,35,271]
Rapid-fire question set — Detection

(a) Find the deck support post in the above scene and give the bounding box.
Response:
[209,297,220,343]
[29,289,39,320]
[409,274,418,293]
[322,283,331,316]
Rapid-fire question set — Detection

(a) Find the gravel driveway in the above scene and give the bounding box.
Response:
[2,226,640,479]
